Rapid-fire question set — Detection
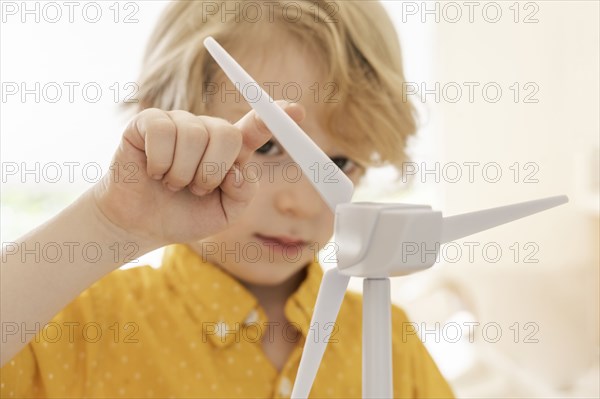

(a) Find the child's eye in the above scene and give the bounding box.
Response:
[330,156,357,174]
[256,139,283,156]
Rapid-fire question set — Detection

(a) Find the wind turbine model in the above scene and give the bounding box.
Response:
[203,36,568,399]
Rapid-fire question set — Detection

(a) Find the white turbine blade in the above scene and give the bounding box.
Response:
[291,268,350,399]
[441,195,568,243]
[203,37,354,211]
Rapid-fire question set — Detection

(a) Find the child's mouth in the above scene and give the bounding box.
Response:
[254,234,308,253]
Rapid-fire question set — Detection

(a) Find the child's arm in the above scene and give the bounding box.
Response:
[0,102,305,366]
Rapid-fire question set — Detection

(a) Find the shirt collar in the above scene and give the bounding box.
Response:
[160,244,324,348]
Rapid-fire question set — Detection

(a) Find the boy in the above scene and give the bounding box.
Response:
[1,1,453,397]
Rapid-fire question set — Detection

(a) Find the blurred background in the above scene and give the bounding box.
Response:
[1,1,598,397]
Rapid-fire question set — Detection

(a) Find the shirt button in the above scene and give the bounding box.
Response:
[278,376,292,397]
[243,309,259,325]
[216,321,228,338]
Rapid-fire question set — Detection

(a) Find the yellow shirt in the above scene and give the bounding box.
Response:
[1,244,454,398]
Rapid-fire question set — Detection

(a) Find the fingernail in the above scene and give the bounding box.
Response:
[233,166,244,188]
[246,167,257,182]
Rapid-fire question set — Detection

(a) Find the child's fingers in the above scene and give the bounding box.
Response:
[128,108,177,179]
[161,111,209,191]
[234,101,306,165]
[190,117,243,195]
[123,102,305,198]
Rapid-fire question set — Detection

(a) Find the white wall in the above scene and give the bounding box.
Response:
[435,1,598,269]
[383,2,599,396]
[1,1,167,237]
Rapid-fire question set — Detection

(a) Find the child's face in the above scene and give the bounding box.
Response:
[190,41,363,286]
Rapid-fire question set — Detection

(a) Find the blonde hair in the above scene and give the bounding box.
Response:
[133,0,416,172]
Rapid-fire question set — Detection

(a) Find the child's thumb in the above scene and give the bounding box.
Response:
[234,100,306,164]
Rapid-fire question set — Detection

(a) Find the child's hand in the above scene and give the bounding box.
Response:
[92,101,305,247]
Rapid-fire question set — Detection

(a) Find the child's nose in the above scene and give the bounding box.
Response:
[274,172,326,219]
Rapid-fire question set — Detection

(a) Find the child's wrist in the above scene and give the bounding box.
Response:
[85,185,163,257]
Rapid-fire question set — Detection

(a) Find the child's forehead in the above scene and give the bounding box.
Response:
[212,38,328,89]
[207,42,334,121]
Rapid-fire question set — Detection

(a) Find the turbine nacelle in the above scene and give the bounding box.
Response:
[335,202,441,277]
